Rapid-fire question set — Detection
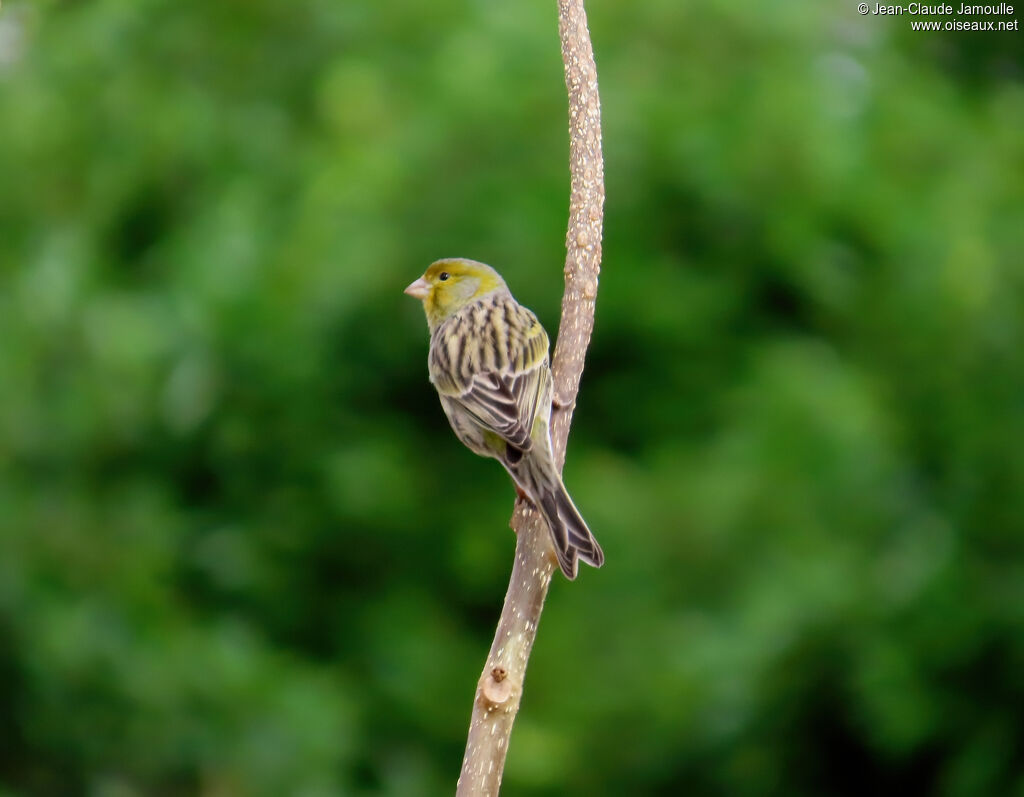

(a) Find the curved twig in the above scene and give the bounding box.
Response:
[456,1,604,794]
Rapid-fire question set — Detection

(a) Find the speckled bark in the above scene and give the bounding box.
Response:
[455,1,604,794]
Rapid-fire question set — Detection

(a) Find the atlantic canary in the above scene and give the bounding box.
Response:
[405,258,604,579]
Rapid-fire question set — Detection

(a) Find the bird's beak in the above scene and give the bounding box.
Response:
[404,277,431,299]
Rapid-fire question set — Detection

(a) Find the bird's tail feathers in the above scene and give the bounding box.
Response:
[533,477,604,581]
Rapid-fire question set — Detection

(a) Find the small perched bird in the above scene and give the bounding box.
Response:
[405,258,604,579]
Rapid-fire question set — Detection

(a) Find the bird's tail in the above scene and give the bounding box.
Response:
[532,475,604,580]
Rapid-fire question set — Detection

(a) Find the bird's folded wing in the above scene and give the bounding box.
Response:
[451,368,541,451]
[430,298,550,451]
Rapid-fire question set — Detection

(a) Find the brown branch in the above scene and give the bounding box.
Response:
[455,1,604,794]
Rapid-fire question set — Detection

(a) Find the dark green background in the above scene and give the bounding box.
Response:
[1,0,1022,794]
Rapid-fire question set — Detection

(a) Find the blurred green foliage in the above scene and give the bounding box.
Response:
[1,0,1022,794]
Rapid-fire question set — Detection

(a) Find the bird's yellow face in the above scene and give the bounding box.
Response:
[405,258,507,329]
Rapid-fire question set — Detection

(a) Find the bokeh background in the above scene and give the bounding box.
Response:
[1,0,1022,794]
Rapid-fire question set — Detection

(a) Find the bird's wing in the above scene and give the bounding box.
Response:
[432,300,549,453]
[454,367,543,451]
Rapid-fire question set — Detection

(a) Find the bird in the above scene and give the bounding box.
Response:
[405,257,604,579]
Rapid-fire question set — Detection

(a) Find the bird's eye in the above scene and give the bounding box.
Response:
[439,272,450,281]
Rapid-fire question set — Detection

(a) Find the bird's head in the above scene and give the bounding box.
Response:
[405,258,507,329]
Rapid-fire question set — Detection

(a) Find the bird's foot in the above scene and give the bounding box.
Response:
[510,486,532,535]
[552,390,573,412]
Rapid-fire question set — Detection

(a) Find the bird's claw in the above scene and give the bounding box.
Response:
[552,390,573,412]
